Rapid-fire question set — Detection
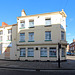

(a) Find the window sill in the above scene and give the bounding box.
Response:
[27,56,34,57]
[6,40,11,41]
[45,40,52,41]
[62,56,65,57]
[28,41,34,42]
[40,56,47,57]
[20,56,26,57]
[49,56,57,57]
[44,25,52,27]
[19,41,25,42]
[0,41,2,42]
[19,27,25,29]
[28,26,35,28]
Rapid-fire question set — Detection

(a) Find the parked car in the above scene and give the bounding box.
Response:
[66,52,71,55]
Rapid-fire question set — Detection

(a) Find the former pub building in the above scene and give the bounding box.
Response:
[0,9,67,61]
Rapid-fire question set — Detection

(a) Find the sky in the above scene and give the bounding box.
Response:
[0,0,75,44]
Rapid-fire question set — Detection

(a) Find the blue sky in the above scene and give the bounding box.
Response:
[0,0,75,44]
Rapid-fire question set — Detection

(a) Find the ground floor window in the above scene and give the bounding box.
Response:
[49,48,56,57]
[40,48,47,57]
[20,48,25,57]
[28,48,34,57]
[61,48,65,57]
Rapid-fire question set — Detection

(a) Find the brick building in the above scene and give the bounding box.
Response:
[69,39,75,53]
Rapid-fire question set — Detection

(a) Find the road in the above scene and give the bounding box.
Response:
[0,68,74,75]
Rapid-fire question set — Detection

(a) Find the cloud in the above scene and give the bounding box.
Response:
[68,18,73,23]
[67,33,71,35]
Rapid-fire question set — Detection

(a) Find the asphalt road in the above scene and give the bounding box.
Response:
[0,68,75,75]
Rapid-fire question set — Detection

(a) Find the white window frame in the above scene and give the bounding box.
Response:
[45,31,51,40]
[61,48,65,57]
[49,48,56,57]
[20,48,26,57]
[20,33,25,41]
[29,20,34,27]
[40,48,47,57]
[61,31,64,40]
[29,32,34,41]
[45,18,51,25]
[0,36,2,41]
[28,48,34,57]
[20,20,25,28]
[7,29,12,41]
[0,31,3,41]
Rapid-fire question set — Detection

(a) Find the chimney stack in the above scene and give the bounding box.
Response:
[73,39,75,42]
[21,9,26,16]
[2,22,8,27]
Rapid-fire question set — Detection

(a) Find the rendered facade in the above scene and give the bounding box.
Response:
[0,9,67,61]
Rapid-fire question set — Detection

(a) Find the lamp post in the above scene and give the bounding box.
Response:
[58,43,61,68]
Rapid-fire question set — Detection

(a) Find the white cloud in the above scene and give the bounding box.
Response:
[67,33,71,35]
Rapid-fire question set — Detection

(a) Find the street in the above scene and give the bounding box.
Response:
[0,55,74,74]
[0,68,74,75]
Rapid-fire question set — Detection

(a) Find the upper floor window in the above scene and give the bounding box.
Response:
[7,29,12,41]
[61,31,64,40]
[29,20,34,27]
[45,31,51,40]
[29,32,34,41]
[20,20,25,28]
[8,29,12,34]
[0,36,2,41]
[0,31,3,35]
[45,18,51,25]
[20,33,25,41]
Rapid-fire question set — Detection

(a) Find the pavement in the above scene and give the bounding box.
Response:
[0,55,75,70]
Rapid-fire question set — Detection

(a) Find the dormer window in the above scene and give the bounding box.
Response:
[45,18,51,25]
[29,20,34,27]
[20,20,25,28]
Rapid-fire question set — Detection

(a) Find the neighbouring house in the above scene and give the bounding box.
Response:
[0,9,67,61]
[69,39,75,53]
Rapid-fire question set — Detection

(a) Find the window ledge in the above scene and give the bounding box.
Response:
[62,56,65,57]
[19,27,25,29]
[28,41,34,42]
[27,56,34,57]
[6,40,11,41]
[28,26,35,28]
[49,56,57,57]
[40,56,47,57]
[20,56,26,57]
[45,40,52,41]
[44,25,52,27]
[19,41,25,42]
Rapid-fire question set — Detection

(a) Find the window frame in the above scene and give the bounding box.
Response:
[40,47,47,57]
[28,32,34,42]
[45,18,51,25]
[61,31,65,40]
[20,20,25,28]
[29,20,34,27]
[20,48,26,57]
[49,47,57,57]
[27,48,34,57]
[20,33,25,42]
[61,48,65,57]
[45,31,51,41]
